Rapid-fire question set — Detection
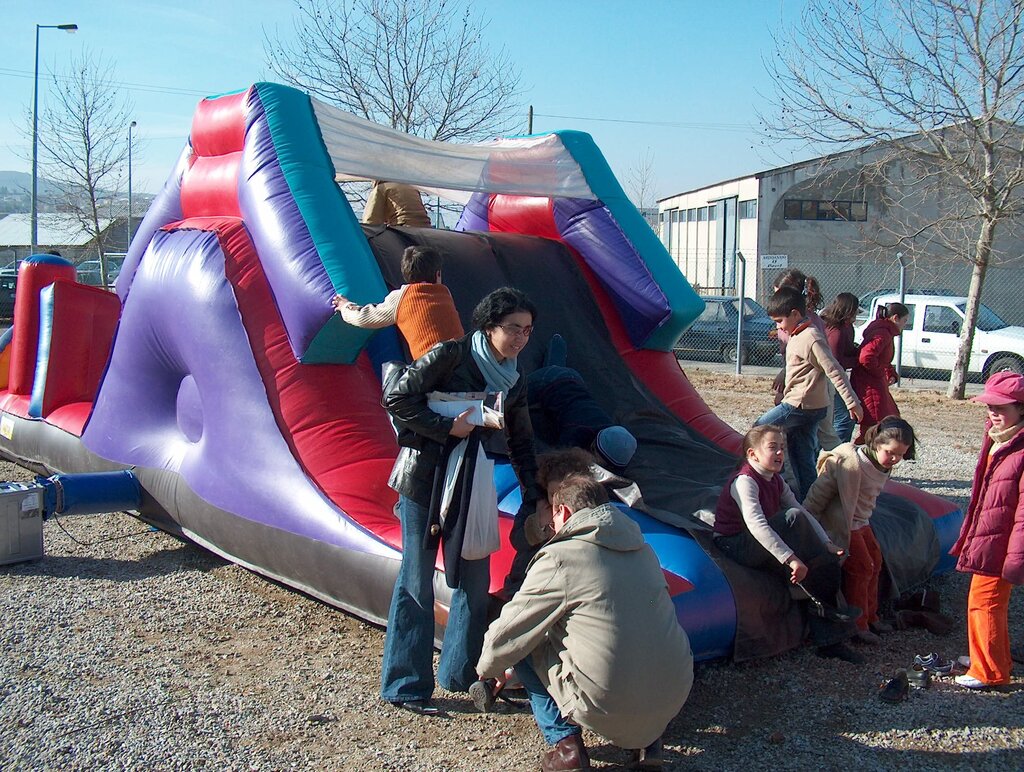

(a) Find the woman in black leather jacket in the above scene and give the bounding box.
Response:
[379,287,539,715]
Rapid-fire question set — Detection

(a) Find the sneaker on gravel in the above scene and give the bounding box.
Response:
[955,674,992,690]
[913,653,954,675]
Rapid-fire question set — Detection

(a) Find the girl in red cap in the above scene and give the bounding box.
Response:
[951,370,1024,689]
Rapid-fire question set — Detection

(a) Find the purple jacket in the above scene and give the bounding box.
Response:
[951,424,1024,584]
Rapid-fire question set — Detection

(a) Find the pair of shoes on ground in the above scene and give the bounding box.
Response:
[914,652,954,675]
[894,608,956,636]
[391,698,443,716]
[630,737,664,768]
[816,641,866,665]
[879,669,910,703]
[895,588,941,614]
[542,734,590,771]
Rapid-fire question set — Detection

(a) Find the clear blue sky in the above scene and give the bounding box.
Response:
[1,0,804,200]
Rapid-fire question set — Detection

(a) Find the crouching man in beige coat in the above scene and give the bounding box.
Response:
[475,475,694,771]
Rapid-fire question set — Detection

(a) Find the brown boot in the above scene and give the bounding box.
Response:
[541,734,590,771]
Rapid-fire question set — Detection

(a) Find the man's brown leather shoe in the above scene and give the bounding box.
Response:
[541,734,590,771]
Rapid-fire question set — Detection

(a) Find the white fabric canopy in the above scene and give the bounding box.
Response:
[311,99,596,203]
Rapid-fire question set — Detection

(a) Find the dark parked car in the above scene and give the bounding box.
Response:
[673,296,779,365]
[0,274,14,318]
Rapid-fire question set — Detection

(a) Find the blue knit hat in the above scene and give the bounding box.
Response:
[593,426,637,468]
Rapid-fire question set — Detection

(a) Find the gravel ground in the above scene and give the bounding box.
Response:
[1,368,1022,770]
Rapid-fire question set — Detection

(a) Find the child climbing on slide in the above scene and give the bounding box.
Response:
[803,417,916,645]
[713,424,863,663]
[333,245,464,361]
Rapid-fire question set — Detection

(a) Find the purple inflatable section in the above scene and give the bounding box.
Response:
[82,225,397,560]
[239,88,337,361]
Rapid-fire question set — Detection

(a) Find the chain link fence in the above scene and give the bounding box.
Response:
[673,248,1024,382]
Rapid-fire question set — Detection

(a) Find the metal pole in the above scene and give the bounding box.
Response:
[528,105,533,134]
[30,23,77,256]
[896,251,906,380]
[735,251,747,376]
[127,121,136,252]
[31,25,41,255]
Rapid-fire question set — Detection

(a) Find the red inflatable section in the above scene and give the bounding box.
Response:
[34,281,120,434]
[9,259,76,397]
[180,90,246,220]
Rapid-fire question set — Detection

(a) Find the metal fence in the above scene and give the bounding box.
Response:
[674,251,1024,382]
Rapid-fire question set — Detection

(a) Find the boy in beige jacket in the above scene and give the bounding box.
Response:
[755,287,863,500]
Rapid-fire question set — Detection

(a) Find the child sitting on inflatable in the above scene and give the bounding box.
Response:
[713,424,862,663]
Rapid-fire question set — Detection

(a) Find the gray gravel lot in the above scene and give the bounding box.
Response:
[0,369,1021,770]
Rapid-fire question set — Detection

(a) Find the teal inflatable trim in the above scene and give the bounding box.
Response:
[555,131,703,351]
[254,82,386,364]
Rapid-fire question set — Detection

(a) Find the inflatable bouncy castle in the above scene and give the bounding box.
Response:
[0,83,963,662]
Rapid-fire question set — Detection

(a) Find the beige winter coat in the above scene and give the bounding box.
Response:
[477,503,693,749]
[803,442,888,551]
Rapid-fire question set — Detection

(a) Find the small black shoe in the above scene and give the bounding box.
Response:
[879,670,910,703]
[392,699,442,716]
[469,679,496,713]
[816,642,867,665]
[907,664,931,689]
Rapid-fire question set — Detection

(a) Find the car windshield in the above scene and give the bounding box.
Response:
[727,298,768,319]
[957,303,1006,331]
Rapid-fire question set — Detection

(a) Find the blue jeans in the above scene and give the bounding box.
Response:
[755,403,827,501]
[832,389,856,444]
[514,656,579,745]
[380,495,491,702]
[527,365,612,449]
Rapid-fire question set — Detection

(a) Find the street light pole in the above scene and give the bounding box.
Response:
[31,22,78,255]
[127,120,137,251]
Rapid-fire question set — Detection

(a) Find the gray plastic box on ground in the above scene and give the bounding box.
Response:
[0,481,44,565]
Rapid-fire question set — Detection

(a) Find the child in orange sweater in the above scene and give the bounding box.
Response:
[333,245,464,361]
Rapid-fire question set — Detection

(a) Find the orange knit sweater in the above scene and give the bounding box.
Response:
[396,283,465,360]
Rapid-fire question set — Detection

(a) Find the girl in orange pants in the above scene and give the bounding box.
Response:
[804,417,916,644]
[951,371,1024,689]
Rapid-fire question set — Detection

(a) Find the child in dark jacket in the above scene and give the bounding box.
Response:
[821,293,861,443]
[851,302,909,442]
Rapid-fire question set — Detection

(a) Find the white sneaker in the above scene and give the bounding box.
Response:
[954,674,989,690]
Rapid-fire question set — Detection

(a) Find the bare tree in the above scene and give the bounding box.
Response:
[34,50,133,285]
[762,0,1024,398]
[626,148,660,230]
[265,0,522,142]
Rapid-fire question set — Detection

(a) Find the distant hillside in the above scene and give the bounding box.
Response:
[0,171,60,197]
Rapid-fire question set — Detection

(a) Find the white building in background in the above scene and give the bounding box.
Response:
[657,149,1024,324]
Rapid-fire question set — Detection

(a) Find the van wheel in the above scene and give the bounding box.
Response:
[986,355,1024,377]
[722,344,748,365]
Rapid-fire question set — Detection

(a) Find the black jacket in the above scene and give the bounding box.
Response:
[384,335,539,507]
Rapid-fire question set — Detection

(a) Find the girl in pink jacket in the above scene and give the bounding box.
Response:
[951,371,1024,689]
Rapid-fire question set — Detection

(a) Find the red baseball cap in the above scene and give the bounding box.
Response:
[973,371,1024,406]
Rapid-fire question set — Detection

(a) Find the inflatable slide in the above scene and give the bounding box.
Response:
[0,83,963,662]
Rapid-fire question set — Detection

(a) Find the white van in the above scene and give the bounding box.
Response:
[855,293,1024,376]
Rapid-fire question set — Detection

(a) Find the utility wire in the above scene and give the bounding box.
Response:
[534,112,753,133]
